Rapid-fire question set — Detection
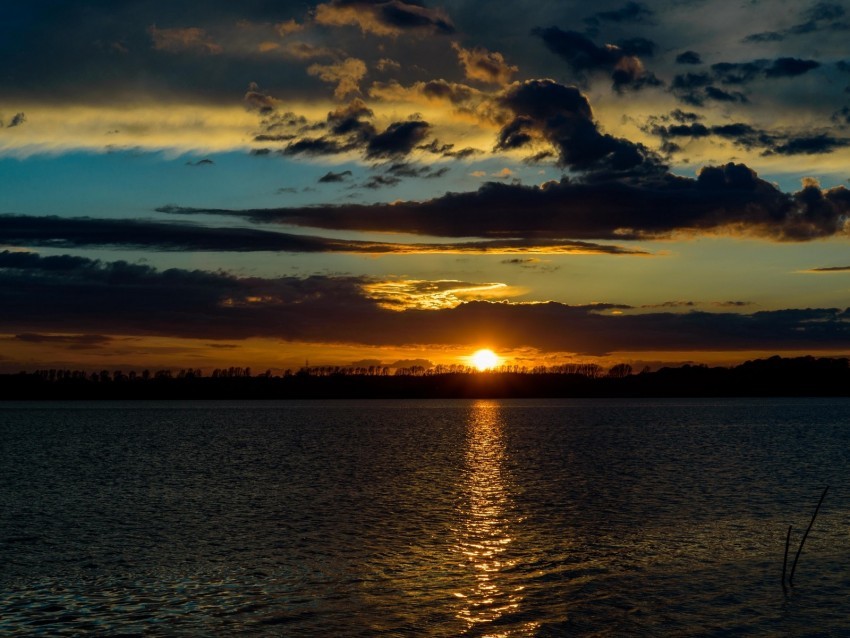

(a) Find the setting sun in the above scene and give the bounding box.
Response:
[471,349,500,371]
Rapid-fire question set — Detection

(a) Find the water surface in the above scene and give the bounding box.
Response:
[2,399,849,635]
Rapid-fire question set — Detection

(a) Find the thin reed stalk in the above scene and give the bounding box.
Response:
[789,485,829,587]
[782,524,792,591]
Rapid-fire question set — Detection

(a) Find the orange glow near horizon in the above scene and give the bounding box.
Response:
[471,349,500,371]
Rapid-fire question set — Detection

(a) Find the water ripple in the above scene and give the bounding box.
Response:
[2,398,850,635]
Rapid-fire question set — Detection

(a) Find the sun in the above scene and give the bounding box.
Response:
[471,348,500,371]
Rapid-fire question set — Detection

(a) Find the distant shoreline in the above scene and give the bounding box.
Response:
[2,356,849,400]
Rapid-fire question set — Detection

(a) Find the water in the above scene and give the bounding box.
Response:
[2,398,850,636]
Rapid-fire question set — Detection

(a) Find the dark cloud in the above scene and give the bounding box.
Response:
[768,134,849,155]
[318,170,353,183]
[670,58,819,105]
[675,51,702,65]
[710,61,763,85]
[496,79,664,175]
[365,120,431,158]
[805,2,846,21]
[764,57,821,78]
[641,301,696,309]
[185,158,214,166]
[808,266,850,272]
[385,162,450,179]
[0,4,338,103]
[0,214,643,255]
[418,139,481,159]
[646,117,850,156]
[313,0,454,36]
[533,27,661,92]
[327,99,375,139]
[743,31,785,43]
[362,174,402,188]
[1,112,26,128]
[703,86,748,103]
[499,257,560,272]
[1,251,847,355]
[743,1,849,42]
[250,95,434,161]
[158,162,850,242]
[283,137,351,156]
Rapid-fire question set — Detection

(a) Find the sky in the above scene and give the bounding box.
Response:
[1,0,850,373]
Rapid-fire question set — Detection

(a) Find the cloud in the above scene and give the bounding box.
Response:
[274,19,304,37]
[743,1,849,42]
[3,215,642,255]
[496,79,664,174]
[279,41,342,60]
[318,170,353,182]
[1,112,26,128]
[385,162,450,178]
[806,265,850,272]
[245,94,435,161]
[185,158,215,166]
[365,119,430,158]
[1,251,847,355]
[418,139,480,159]
[157,162,850,242]
[313,0,454,37]
[148,25,223,54]
[533,27,661,91]
[376,58,401,73]
[711,301,754,307]
[675,51,702,65]
[646,116,850,157]
[764,58,821,78]
[670,57,820,105]
[363,279,517,310]
[641,301,696,309]
[368,78,488,114]
[452,43,518,85]
[499,257,560,272]
[363,174,402,188]
[307,57,368,99]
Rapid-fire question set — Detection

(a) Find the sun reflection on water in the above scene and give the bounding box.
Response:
[453,400,538,636]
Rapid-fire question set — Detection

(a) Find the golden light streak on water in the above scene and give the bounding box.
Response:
[453,400,538,636]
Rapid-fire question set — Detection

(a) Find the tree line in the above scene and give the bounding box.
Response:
[21,361,634,383]
[1,356,848,400]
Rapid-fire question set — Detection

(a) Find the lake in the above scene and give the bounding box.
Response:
[2,399,849,636]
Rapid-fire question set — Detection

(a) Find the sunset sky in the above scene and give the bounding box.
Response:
[2,0,850,372]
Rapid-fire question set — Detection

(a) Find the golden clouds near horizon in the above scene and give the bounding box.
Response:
[363,279,524,310]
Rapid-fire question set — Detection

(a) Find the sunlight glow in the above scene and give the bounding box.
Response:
[471,349,500,371]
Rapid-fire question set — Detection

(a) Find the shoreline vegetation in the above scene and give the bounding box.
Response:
[1,356,849,400]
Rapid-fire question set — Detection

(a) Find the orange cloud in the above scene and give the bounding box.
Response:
[363,279,521,310]
[308,58,368,99]
[313,0,454,37]
[452,43,518,85]
[274,19,304,37]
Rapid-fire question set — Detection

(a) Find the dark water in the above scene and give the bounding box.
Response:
[2,399,850,636]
